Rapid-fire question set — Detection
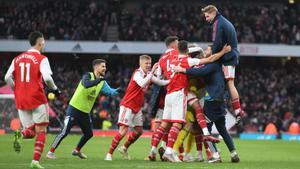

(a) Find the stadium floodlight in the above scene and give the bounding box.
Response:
[289,0,295,4]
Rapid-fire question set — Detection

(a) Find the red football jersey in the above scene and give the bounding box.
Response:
[158,48,178,79]
[13,50,48,109]
[120,68,151,113]
[166,55,190,95]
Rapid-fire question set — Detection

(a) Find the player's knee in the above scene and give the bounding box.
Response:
[58,130,69,138]
[161,121,170,129]
[137,130,143,136]
[184,122,193,131]
[173,123,183,130]
[119,126,129,136]
[216,125,226,132]
[135,126,143,135]
[154,122,161,130]
[85,131,93,139]
[35,125,47,133]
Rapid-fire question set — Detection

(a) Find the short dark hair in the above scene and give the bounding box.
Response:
[165,36,179,47]
[92,59,106,68]
[28,31,44,46]
[178,40,189,54]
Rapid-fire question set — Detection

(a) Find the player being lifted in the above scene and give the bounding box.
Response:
[105,55,170,161]
[202,5,246,124]
[47,59,119,160]
[5,31,60,169]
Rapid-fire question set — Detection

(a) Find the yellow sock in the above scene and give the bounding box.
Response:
[186,133,195,153]
[173,128,189,152]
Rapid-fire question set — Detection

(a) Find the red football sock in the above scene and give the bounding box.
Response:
[124,129,142,149]
[22,124,36,138]
[166,126,180,148]
[204,141,209,149]
[179,143,184,154]
[33,131,46,161]
[49,147,55,153]
[162,131,168,143]
[151,126,166,147]
[109,133,124,154]
[22,128,35,138]
[202,139,211,159]
[194,104,207,129]
[28,124,35,130]
[195,133,203,151]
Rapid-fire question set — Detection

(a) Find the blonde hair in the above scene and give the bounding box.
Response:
[139,55,151,61]
[202,5,218,13]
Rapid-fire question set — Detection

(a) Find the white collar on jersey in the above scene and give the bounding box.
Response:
[27,48,41,54]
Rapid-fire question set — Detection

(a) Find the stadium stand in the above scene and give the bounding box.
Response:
[0,0,299,44]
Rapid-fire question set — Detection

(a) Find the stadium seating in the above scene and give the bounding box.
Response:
[0,0,299,44]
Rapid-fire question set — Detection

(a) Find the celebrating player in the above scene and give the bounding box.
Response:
[147,36,179,161]
[173,47,211,162]
[47,59,119,159]
[5,31,60,169]
[105,55,169,161]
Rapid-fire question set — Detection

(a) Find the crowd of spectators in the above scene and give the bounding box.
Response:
[235,60,300,133]
[1,0,300,44]
[0,0,110,40]
[119,2,300,44]
[1,56,300,134]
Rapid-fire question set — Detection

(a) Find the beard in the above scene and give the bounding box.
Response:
[98,71,105,77]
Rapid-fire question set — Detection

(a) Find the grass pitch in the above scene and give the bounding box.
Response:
[0,134,299,169]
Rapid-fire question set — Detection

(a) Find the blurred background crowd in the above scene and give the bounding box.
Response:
[0,0,299,44]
